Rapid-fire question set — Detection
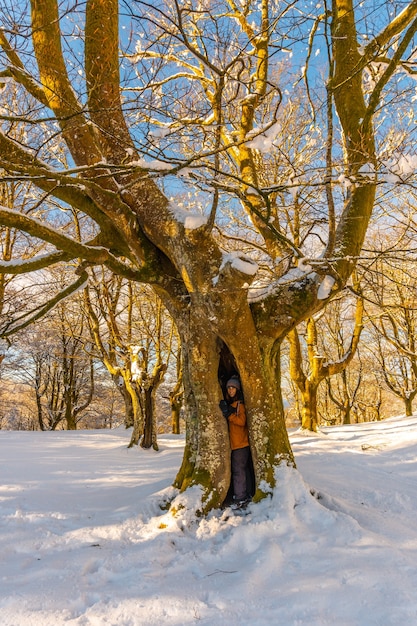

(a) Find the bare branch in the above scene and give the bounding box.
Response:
[0,270,88,337]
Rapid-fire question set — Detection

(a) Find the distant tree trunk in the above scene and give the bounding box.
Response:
[65,403,76,430]
[35,387,45,431]
[112,374,134,428]
[170,347,183,435]
[288,322,323,433]
[140,364,166,450]
[300,381,320,432]
[342,401,352,425]
[65,356,94,430]
[141,386,155,449]
[171,397,182,435]
[405,395,414,417]
[126,379,144,448]
[140,386,158,450]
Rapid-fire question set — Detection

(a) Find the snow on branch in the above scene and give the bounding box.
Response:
[169,204,208,230]
[245,121,282,153]
[383,153,417,182]
[317,275,336,300]
[128,157,175,172]
[0,251,72,274]
[220,252,258,276]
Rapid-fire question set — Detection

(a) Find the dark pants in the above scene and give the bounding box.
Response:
[231,446,250,501]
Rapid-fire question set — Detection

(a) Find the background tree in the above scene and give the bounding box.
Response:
[1,342,124,430]
[13,300,94,431]
[84,271,174,448]
[287,288,364,431]
[365,256,417,417]
[168,340,183,435]
[324,349,363,425]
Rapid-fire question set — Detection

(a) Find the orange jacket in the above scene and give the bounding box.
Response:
[228,400,249,450]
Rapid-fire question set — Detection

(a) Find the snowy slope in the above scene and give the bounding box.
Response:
[1,416,417,625]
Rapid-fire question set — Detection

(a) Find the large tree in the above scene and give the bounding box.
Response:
[0,0,416,509]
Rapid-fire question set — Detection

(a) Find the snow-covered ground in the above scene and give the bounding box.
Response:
[1,415,417,625]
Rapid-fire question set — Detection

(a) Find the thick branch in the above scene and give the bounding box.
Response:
[31,0,101,165]
[364,14,417,123]
[85,0,135,160]
[287,328,307,392]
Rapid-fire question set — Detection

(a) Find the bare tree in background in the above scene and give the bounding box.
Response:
[287,287,364,431]
[84,271,175,448]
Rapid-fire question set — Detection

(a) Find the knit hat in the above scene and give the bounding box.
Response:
[226,376,241,390]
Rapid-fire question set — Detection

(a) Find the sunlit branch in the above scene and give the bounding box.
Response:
[302,12,328,119]
[365,0,417,55]
[365,15,417,123]
[172,0,223,77]
[0,29,50,107]
[128,53,210,81]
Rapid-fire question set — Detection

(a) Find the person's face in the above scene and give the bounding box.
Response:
[227,386,237,398]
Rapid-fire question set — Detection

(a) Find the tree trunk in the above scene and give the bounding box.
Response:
[140,386,157,450]
[171,400,181,435]
[66,402,77,430]
[300,381,319,432]
[173,317,231,509]
[114,376,135,428]
[169,370,183,435]
[140,364,166,450]
[126,379,144,448]
[343,401,352,425]
[35,389,45,431]
[173,304,294,511]
[404,396,413,417]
